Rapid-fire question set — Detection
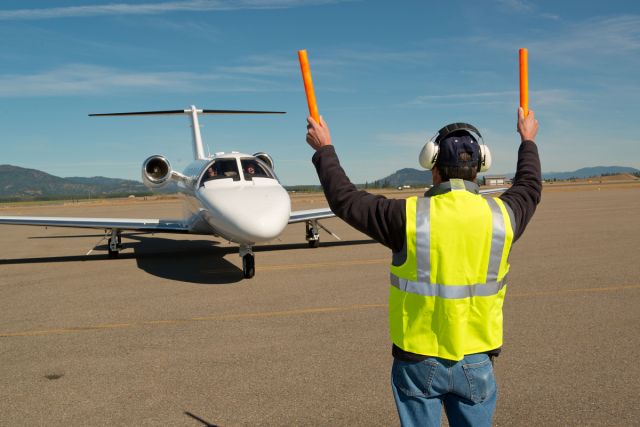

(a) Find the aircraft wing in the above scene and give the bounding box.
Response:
[0,216,189,233]
[480,188,508,195]
[288,208,335,224]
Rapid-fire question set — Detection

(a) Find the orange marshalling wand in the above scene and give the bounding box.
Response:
[298,49,320,123]
[519,48,529,117]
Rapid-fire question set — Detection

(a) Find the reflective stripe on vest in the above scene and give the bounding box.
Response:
[391,197,508,299]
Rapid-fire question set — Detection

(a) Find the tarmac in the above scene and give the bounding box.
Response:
[1,183,639,426]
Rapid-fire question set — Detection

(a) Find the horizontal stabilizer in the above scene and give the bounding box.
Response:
[89,110,185,117]
[202,109,285,114]
[89,109,285,117]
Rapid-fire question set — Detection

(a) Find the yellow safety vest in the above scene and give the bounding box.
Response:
[389,179,514,361]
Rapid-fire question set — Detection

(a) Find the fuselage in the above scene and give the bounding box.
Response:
[176,152,291,245]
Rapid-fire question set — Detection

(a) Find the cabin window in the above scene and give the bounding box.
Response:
[201,159,240,186]
[241,158,273,180]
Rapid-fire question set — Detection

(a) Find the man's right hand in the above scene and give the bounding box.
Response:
[517,107,538,142]
[306,116,332,151]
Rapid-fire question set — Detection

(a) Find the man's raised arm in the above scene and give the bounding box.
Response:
[500,107,542,242]
[306,116,407,253]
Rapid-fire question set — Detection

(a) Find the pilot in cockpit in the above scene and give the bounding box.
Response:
[201,166,217,186]
[242,160,265,180]
[200,165,219,187]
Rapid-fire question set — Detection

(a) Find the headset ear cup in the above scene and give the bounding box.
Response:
[419,140,439,170]
[478,145,492,172]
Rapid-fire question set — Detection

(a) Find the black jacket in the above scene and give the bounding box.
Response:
[312,141,542,361]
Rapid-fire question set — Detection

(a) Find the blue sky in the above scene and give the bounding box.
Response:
[1,0,638,185]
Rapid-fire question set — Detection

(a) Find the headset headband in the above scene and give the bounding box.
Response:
[434,122,483,144]
[420,121,491,172]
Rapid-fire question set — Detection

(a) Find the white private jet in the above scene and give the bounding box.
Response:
[0,106,337,278]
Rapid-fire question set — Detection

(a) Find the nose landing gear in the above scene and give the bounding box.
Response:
[240,244,255,279]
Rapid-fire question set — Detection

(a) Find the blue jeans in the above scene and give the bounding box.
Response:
[391,353,497,427]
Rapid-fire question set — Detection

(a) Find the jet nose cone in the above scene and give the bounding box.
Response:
[198,183,291,243]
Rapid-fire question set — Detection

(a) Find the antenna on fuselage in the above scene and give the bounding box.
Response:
[89,106,286,160]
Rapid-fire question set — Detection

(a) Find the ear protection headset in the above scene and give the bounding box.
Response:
[418,122,492,172]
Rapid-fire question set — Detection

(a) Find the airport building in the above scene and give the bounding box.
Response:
[483,175,509,186]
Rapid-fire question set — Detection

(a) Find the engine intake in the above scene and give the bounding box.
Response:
[142,155,172,188]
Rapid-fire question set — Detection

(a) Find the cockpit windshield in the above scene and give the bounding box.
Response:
[241,158,274,180]
[200,159,240,186]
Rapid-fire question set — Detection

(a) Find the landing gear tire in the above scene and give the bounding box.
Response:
[107,230,122,259]
[242,254,255,279]
[306,220,320,249]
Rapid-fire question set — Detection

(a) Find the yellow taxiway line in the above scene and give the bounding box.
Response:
[0,304,386,338]
[2,280,638,338]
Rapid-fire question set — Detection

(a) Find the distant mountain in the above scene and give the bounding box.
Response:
[373,168,433,188]
[542,166,639,180]
[371,166,639,187]
[0,165,176,201]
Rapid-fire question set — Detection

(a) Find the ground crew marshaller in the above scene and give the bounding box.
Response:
[305,107,541,426]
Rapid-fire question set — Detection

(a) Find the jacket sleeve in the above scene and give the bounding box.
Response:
[311,145,406,253]
[499,140,542,242]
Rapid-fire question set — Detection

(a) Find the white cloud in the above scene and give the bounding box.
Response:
[329,48,433,65]
[495,0,533,12]
[406,91,515,107]
[401,89,578,111]
[0,64,291,96]
[530,15,640,58]
[375,131,430,148]
[0,0,349,20]
[217,55,298,77]
[540,13,560,21]
[0,45,434,97]
[532,89,576,106]
[213,48,434,85]
[0,65,196,96]
[477,15,640,61]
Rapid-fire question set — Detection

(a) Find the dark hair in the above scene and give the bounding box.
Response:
[435,152,478,182]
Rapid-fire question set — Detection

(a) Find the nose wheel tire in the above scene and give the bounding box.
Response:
[242,254,255,279]
[308,238,320,248]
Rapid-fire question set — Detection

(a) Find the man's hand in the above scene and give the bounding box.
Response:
[306,116,332,151]
[517,107,538,142]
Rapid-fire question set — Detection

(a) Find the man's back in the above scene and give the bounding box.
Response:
[305,108,541,426]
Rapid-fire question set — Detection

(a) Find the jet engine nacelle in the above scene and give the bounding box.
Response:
[142,155,172,188]
[253,152,274,170]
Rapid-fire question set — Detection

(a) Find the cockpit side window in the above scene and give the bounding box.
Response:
[200,159,240,186]
[241,158,273,180]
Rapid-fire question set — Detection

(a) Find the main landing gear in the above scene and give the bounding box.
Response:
[306,219,341,248]
[107,229,122,258]
[240,244,255,279]
[306,220,320,248]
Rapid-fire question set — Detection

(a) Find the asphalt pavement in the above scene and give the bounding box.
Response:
[1,186,638,426]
